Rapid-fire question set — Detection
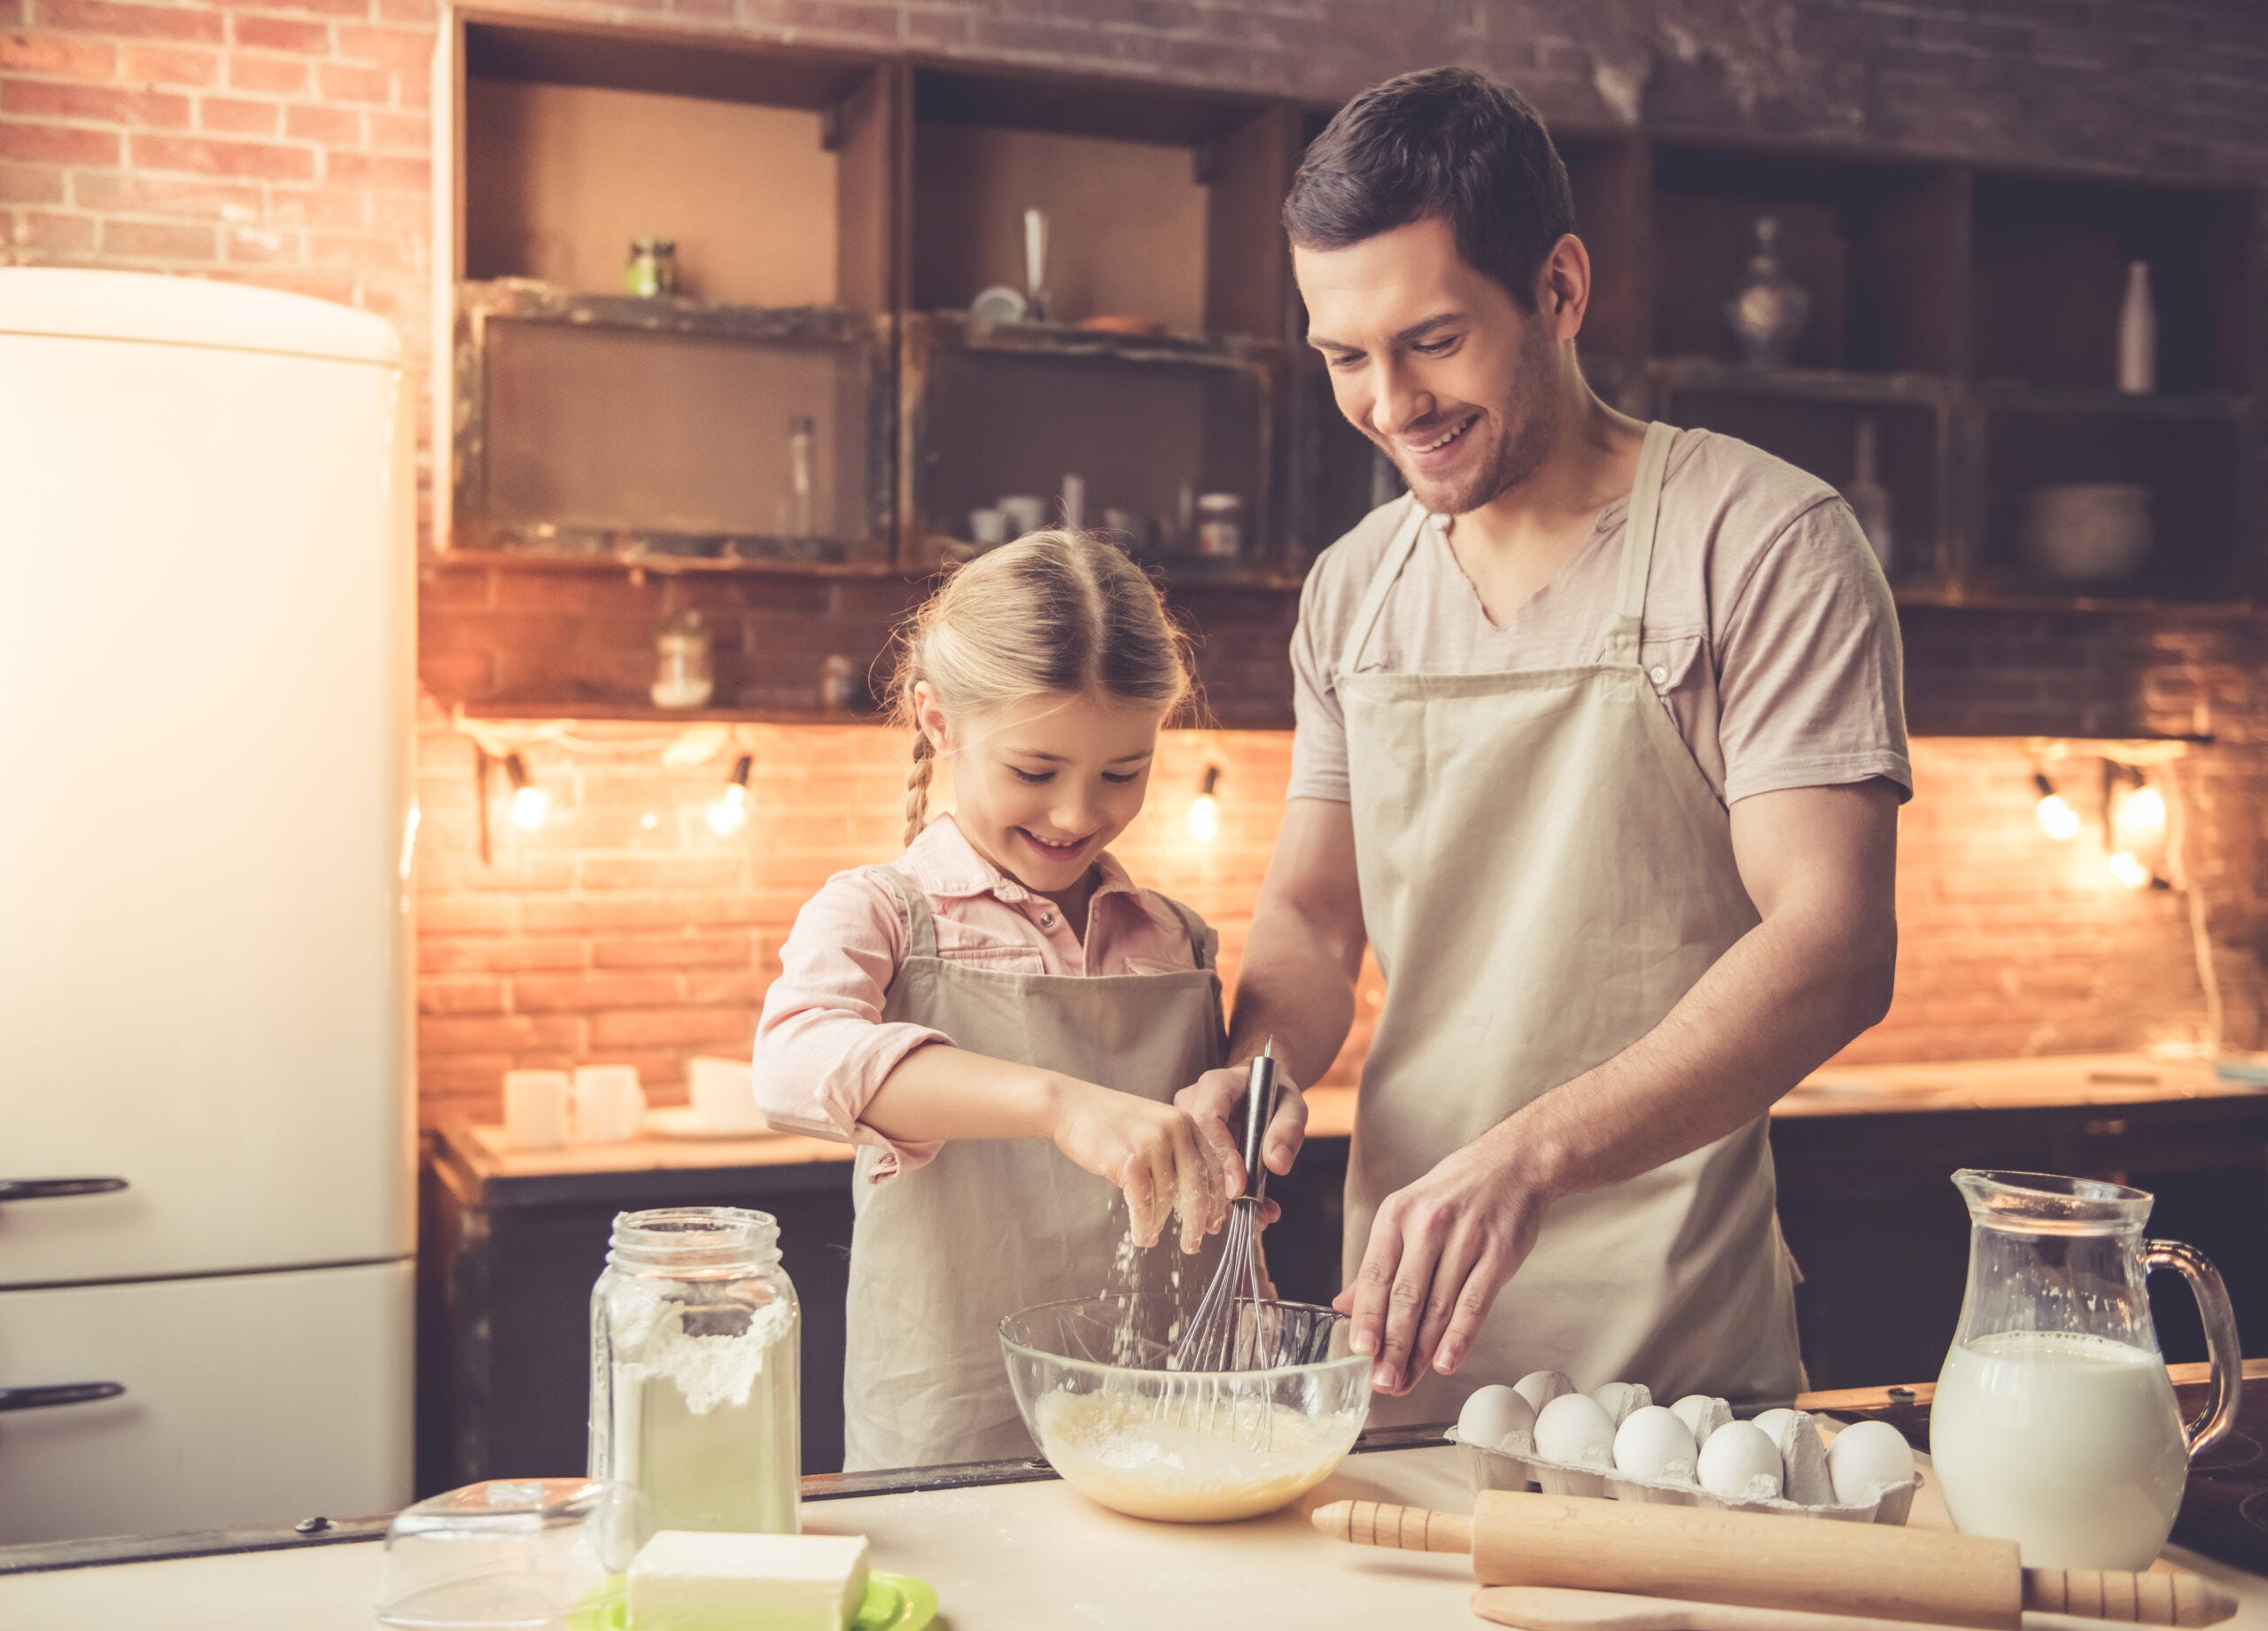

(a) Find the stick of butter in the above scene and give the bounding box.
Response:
[625,1530,870,1631]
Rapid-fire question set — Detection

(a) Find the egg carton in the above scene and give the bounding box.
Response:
[1445,1427,1920,1526]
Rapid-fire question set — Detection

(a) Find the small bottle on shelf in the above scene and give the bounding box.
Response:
[624,237,677,299]
[2117,260,2156,395]
[1841,416,1894,579]
[785,414,815,539]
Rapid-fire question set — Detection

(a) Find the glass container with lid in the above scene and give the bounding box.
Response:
[375,1476,649,1629]
[590,1207,801,1535]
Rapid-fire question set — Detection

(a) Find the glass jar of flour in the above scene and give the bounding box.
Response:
[590,1208,800,1534]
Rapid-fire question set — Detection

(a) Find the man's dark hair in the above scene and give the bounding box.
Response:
[1283,66,1575,313]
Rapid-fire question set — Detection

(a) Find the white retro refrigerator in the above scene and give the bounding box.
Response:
[0,269,416,1543]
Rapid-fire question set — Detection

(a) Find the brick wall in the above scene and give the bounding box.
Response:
[414,700,2259,1130]
[10,0,2268,1122]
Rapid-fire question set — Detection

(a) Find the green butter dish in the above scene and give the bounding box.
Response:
[570,1570,937,1631]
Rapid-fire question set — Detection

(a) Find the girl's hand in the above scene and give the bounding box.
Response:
[1048,1079,1228,1253]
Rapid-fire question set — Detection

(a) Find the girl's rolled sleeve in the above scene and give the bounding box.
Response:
[752,870,948,1178]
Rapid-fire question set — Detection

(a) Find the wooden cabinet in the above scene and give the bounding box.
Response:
[1771,1094,2268,1391]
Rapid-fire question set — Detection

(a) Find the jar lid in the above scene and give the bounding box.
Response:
[629,237,675,253]
[1195,493,1242,511]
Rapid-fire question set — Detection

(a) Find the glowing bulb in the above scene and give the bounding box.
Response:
[2121,784,2165,835]
[2107,850,2150,890]
[1188,765,1222,843]
[708,784,748,836]
[708,754,754,837]
[2036,792,2081,842]
[502,752,548,832]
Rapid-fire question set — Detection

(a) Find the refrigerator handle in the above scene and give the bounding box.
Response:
[0,1382,127,1412]
[0,1177,128,1202]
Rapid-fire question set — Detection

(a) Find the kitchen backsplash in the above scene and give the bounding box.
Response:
[414,704,2266,1129]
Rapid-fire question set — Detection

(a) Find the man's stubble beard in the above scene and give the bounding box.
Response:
[1384,328,1563,518]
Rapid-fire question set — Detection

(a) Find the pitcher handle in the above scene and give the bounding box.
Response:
[2145,1238,2242,1458]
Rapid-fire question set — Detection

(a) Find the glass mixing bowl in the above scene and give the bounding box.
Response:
[999,1294,1371,1523]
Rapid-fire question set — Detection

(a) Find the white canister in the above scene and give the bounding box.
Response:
[502,1068,572,1151]
[573,1065,647,1144]
[687,1055,767,1133]
[997,494,1048,536]
[2018,483,2151,586]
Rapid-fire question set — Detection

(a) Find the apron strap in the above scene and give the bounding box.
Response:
[1606,421,1678,662]
[1152,894,1217,972]
[865,865,938,960]
[1340,495,1429,677]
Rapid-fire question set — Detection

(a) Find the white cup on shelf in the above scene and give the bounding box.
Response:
[687,1055,768,1134]
[571,1065,645,1145]
[501,1069,571,1151]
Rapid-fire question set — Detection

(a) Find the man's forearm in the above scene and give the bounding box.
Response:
[1502,900,1894,1199]
[1226,898,1361,1093]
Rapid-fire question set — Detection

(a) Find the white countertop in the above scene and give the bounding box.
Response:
[9,1441,2266,1630]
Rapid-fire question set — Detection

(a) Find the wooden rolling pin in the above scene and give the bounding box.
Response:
[1469,1586,2204,1631]
[1311,1493,2235,1628]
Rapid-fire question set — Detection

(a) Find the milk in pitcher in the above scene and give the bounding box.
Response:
[1930,1328,2188,1570]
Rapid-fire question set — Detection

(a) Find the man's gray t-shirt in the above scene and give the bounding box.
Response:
[1289,427,1913,808]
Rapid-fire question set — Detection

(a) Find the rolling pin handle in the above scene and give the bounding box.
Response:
[2021,1566,2238,1627]
[1310,1499,1475,1556]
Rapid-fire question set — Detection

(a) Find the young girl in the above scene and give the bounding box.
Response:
[753,532,1235,1472]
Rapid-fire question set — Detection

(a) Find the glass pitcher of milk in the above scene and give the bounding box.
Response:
[1931,1169,2240,1569]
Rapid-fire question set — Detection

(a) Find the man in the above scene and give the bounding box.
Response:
[1180,66,1908,1423]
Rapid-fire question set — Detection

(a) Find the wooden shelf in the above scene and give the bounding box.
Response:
[1891,583,2263,620]
[1649,358,1959,408]
[460,700,894,726]
[429,548,917,581]
[913,312,1282,366]
[1976,381,2255,423]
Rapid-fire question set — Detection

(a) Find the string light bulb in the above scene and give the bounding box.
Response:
[2032,773,2080,842]
[1188,765,1221,843]
[2119,782,2165,838]
[708,754,754,837]
[2107,850,2151,890]
[503,752,549,832]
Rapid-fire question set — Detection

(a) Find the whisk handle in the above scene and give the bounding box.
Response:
[1240,1047,1278,1202]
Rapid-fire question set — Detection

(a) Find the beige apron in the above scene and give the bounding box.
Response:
[1339,421,1804,1426]
[840,865,1229,1472]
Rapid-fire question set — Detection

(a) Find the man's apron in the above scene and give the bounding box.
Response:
[1338,421,1805,1425]
[840,866,1228,1471]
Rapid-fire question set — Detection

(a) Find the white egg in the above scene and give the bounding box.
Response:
[1668,1393,1731,1443]
[1612,1405,1697,1482]
[1750,1407,1803,1447]
[1589,1380,1653,1426]
[1456,1384,1536,1453]
[1697,1420,1784,1501]
[1533,1391,1618,1467]
[1511,1369,1574,1417]
[1827,1420,1917,1504]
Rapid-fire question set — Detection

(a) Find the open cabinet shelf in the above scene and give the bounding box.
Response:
[429,17,2263,724]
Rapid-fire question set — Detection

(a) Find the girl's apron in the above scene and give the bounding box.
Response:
[840,865,1229,1471]
[1338,421,1805,1426]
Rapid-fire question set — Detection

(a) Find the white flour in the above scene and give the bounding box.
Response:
[603,1280,798,1534]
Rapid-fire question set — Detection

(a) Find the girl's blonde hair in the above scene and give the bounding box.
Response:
[890,531,1199,847]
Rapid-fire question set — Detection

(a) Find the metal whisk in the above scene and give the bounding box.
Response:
[1171,1040,1280,1374]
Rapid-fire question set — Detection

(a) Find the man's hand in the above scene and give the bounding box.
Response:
[1333,1127,1551,1394]
[1175,1059,1308,1219]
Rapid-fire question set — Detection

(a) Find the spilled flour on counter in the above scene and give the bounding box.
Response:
[1034,1389,1355,1522]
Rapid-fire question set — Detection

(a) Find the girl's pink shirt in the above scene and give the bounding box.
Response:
[751,815,1204,1182]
